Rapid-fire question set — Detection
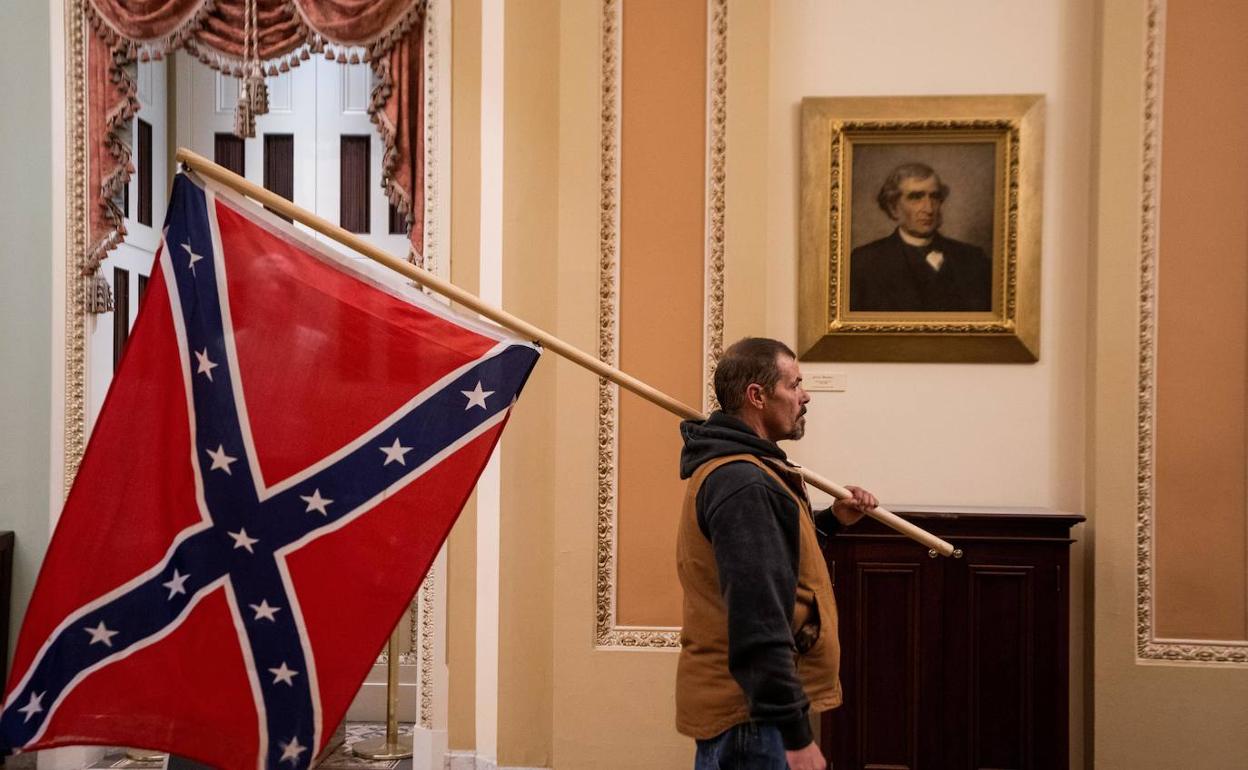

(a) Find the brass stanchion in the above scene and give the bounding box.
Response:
[350,624,413,760]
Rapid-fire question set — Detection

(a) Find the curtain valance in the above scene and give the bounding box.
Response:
[85,0,426,271]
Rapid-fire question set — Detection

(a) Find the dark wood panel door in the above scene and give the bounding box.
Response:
[820,508,1080,770]
[942,541,1068,770]
[825,539,944,770]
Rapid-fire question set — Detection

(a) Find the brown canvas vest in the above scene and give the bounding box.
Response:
[675,454,842,739]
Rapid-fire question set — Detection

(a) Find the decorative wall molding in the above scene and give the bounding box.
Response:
[420,0,440,276]
[63,0,90,499]
[1135,0,1247,665]
[594,0,727,649]
[702,0,727,412]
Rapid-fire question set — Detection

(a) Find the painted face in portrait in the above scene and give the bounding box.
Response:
[891,174,945,238]
[761,355,810,442]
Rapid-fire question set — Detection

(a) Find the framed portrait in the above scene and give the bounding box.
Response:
[799,95,1044,362]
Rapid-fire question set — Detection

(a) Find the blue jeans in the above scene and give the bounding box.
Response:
[694,722,787,770]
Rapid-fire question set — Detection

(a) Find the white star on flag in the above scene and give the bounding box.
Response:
[16,691,45,723]
[379,437,412,466]
[461,381,494,410]
[299,489,333,516]
[249,599,282,622]
[162,569,190,599]
[194,348,218,381]
[84,620,119,648]
[182,242,205,274]
[269,662,300,686]
[205,444,238,475]
[279,736,308,764]
[228,528,259,554]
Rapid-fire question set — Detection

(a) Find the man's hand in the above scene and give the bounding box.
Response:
[785,741,826,770]
[831,484,878,527]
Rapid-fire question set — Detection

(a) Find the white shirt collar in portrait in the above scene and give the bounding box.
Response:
[898,229,944,271]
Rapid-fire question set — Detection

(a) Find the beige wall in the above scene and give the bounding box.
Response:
[1091,1,1248,767]
[765,0,1092,513]
[549,0,692,765]
[443,1,1248,767]
[1153,0,1248,643]
[446,0,482,751]
[615,0,708,630]
[764,1,1094,765]
[496,0,560,765]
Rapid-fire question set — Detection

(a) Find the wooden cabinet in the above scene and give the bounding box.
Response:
[820,507,1084,770]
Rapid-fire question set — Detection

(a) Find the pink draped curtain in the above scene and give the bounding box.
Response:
[85,0,425,271]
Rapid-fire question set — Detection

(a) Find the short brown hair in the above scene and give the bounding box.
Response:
[713,337,796,414]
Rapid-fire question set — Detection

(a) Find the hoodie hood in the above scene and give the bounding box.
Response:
[679,411,789,479]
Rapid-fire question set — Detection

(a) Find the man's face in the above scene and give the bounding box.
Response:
[890,174,944,238]
[761,355,810,442]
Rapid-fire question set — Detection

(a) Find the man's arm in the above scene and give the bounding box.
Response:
[701,475,812,750]
[813,485,878,534]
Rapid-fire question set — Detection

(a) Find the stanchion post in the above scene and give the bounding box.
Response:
[350,624,414,760]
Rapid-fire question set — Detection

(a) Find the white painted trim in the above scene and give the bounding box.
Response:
[409,725,448,770]
[475,0,505,763]
[443,752,549,770]
[46,0,67,515]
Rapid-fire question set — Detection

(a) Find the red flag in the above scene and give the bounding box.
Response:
[1,174,539,769]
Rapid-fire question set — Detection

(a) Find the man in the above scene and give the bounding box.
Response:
[676,337,877,770]
[849,162,992,312]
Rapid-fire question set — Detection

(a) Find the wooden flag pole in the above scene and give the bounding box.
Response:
[174,147,961,559]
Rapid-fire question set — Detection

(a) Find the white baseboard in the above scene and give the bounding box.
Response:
[409,726,448,770]
[35,746,105,770]
[443,750,548,770]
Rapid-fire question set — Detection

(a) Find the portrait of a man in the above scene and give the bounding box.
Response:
[848,152,996,314]
[799,96,1042,362]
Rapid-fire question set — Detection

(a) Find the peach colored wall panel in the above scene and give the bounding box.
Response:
[1154,0,1248,641]
[616,0,706,627]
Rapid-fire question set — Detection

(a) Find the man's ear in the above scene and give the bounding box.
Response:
[744,383,766,410]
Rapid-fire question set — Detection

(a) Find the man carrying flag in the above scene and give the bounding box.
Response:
[1,173,539,769]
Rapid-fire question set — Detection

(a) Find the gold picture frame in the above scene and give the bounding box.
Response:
[799,94,1044,362]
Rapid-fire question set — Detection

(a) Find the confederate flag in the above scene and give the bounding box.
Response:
[0,174,539,769]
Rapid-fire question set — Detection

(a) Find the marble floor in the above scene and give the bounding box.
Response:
[2,723,414,770]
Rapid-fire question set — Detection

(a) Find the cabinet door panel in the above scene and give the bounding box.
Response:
[822,516,1076,770]
[944,542,1064,770]
[824,540,942,769]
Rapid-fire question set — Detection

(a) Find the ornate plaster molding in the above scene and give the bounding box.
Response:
[594,0,726,650]
[64,0,90,497]
[1135,0,1247,665]
[703,0,727,412]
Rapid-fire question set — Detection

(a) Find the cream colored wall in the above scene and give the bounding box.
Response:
[469,2,1248,768]
[446,0,483,751]
[549,0,690,765]
[0,0,54,667]
[1091,1,1248,766]
[766,0,1093,512]
[539,1,1097,766]
[496,0,560,766]
[762,2,1095,765]
[546,2,774,768]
